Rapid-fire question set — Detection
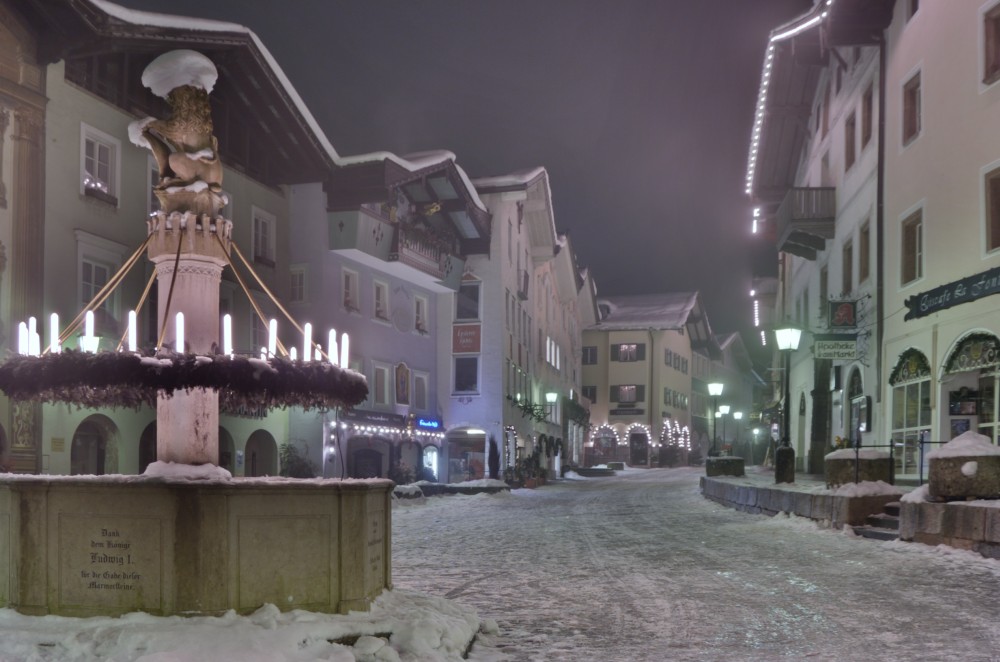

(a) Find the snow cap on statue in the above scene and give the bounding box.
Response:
[141,49,218,98]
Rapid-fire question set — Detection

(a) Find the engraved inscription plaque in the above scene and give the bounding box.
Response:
[58,515,162,610]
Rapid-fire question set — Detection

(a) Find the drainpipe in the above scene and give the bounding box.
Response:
[649,327,655,467]
[875,34,886,413]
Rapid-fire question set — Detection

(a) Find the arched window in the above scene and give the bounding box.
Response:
[888,348,931,475]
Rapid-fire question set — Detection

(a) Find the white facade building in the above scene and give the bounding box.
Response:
[880,0,1000,477]
[747,0,893,473]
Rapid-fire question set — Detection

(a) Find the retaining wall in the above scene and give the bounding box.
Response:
[700,476,898,528]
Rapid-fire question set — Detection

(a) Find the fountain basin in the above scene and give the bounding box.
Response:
[0,475,392,617]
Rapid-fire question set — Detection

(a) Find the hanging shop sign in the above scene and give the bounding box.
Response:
[813,334,858,360]
[904,265,1000,320]
[828,300,857,328]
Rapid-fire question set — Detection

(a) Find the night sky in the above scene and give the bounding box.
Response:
[118,0,811,350]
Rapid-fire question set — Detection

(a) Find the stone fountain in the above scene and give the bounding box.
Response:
[0,50,391,618]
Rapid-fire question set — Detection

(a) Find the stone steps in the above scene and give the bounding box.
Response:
[852,501,901,541]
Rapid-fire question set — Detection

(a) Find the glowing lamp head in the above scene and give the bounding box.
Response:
[774,326,802,351]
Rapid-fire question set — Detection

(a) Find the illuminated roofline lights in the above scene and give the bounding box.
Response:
[744,1,837,196]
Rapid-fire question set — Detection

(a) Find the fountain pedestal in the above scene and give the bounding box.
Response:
[147,212,229,465]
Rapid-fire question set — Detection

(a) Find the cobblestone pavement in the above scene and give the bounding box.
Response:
[391,467,1000,661]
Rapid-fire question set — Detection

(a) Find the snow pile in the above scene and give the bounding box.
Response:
[0,589,485,661]
[141,49,218,97]
[393,484,423,498]
[901,483,930,503]
[143,461,232,481]
[825,448,890,460]
[827,480,903,497]
[449,478,509,488]
[562,470,591,480]
[927,430,1000,458]
[963,461,979,477]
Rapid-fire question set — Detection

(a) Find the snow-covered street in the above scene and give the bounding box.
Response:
[394,467,1000,661]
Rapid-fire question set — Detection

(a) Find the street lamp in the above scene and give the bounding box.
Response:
[545,391,558,422]
[708,382,723,455]
[752,427,760,465]
[719,404,731,452]
[774,324,802,483]
[733,411,743,458]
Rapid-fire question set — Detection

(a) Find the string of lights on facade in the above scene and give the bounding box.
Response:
[745,0,835,195]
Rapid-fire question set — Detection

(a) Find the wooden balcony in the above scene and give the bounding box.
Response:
[328,209,464,290]
[775,187,836,260]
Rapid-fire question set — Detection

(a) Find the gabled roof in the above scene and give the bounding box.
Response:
[325,149,491,253]
[588,292,722,358]
[473,168,556,263]
[717,332,754,372]
[17,0,337,184]
[552,233,584,304]
[745,0,895,209]
[20,0,495,213]
[591,293,699,331]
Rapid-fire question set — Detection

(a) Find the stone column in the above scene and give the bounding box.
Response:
[147,213,230,466]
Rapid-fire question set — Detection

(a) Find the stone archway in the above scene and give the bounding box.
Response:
[244,430,277,477]
[70,415,120,475]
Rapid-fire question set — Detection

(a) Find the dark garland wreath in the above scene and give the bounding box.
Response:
[0,350,368,412]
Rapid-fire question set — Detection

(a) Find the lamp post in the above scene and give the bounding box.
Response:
[774,325,802,483]
[752,427,760,466]
[719,404,731,452]
[733,411,743,459]
[708,382,723,455]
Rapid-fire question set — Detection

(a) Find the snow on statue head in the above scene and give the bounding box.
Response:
[129,49,227,216]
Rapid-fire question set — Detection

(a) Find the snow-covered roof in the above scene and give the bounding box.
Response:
[589,293,700,331]
[472,167,547,190]
[89,0,486,211]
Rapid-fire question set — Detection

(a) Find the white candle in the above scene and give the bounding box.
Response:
[340,332,349,368]
[127,310,137,352]
[18,321,27,355]
[50,313,60,354]
[223,314,232,356]
[267,318,277,358]
[175,312,184,353]
[289,347,298,361]
[85,310,94,338]
[328,329,338,366]
[303,322,312,363]
[260,346,267,360]
[28,317,39,356]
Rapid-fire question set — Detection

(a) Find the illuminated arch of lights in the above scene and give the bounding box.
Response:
[626,423,652,446]
[592,424,621,446]
[659,419,691,450]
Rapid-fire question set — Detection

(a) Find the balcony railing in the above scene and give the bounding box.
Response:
[390,225,464,289]
[775,187,836,260]
[329,210,465,290]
